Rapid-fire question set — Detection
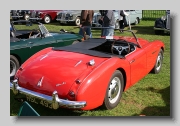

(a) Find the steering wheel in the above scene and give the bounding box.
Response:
[29,29,41,38]
[111,40,130,55]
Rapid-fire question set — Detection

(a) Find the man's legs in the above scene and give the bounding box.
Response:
[79,27,92,38]
[78,27,84,37]
[104,26,115,36]
[85,27,92,38]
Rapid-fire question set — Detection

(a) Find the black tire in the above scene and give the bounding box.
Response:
[75,17,80,26]
[134,17,139,25]
[155,30,163,35]
[10,55,20,78]
[152,49,163,74]
[44,15,51,24]
[103,70,124,110]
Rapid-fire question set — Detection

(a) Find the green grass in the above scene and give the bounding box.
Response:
[10,20,170,116]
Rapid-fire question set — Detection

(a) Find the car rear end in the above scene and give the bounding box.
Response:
[10,48,109,110]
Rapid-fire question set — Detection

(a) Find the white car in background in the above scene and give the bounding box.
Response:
[92,10,142,29]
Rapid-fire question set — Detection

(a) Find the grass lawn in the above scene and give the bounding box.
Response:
[10,20,170,116]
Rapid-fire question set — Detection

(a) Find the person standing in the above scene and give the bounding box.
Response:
[100,10,115,36]
[119,10,129,32]
[99,10,108,37]
[79,10,94,39]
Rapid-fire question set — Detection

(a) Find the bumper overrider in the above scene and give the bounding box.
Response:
[10,79,87,110]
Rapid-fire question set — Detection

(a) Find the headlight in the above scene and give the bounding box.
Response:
[28,11,31,14]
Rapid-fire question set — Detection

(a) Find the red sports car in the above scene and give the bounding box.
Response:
[10,30,165,110]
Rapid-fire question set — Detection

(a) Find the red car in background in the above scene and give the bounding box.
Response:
[29,10,61,24]
[10,30,165,110]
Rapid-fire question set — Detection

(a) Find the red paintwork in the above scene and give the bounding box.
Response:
[15,36,165,110]
[30,10,62,21]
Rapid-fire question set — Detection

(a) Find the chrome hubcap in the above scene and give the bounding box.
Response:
[156,53,162,71]
[76,19,80,25]
[108,77,121,104]
[10,60,16,77]
[45,17,50,23]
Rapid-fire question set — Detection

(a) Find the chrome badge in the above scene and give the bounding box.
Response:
[37,76,44,87]
[56,82,66,87]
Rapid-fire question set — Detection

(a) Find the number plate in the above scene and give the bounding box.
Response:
[26,95,53,109]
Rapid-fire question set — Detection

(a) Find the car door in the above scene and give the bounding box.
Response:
[10,39,32,63]
[125,48,147,86]
[26,35,58,58]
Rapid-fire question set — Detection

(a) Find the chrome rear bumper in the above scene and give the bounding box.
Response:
[10,79,86,109]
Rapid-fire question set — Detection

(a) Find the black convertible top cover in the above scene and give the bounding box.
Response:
[53,38,117,58]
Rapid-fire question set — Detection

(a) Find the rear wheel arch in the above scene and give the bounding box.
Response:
[117,68,126,91]
[103,69,125,109]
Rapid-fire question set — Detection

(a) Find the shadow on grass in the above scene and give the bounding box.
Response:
[132,86,170,116]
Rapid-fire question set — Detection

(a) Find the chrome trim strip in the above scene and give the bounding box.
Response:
[56,19,75,22]
[74,60,82,67]
[11,16,23,18]
[10,80,86,109]
[29,18,42,20]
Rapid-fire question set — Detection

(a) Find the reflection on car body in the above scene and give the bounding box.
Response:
[10,30,165,111]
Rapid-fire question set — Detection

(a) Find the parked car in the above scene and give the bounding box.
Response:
[10,30,165,111]
[125,10,142,25]
[10,10,31,21]
[154,10,170,35]
[29,10,61,24]
[57,10,99,26]
[10,20,83,79]
[56,10,82,26]
[92,10,142,29]
[92,10,120,29]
